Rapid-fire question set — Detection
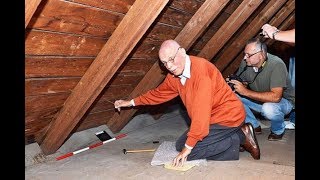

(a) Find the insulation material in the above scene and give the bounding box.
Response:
[151,141,207,166]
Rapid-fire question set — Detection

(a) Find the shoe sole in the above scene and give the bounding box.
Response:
[268,138,282,141]
[268,136,283,141]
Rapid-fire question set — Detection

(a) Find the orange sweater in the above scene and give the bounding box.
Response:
[134,56,245,147]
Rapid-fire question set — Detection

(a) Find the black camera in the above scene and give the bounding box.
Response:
[226,74,243,91]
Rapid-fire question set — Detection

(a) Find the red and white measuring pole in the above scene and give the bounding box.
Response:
[56,133,127,161]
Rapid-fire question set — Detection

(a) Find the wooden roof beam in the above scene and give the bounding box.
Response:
[25,0,42,28]
[39,0,170,155]
[198,0,263,60]
[214,0,290,72]
[107,0,231,133]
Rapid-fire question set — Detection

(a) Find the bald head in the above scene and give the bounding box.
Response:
[158,39,186,76]
[159,39,181,61]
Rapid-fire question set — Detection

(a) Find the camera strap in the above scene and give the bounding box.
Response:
[237,65,248,77]
[238,59,267,84]
[247,60,267,84]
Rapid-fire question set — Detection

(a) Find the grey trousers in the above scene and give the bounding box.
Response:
[176,123,245,161]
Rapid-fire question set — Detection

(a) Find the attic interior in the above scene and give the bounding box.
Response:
[25,0,295,178]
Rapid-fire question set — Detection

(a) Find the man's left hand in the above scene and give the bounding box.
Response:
[172,147,191,167]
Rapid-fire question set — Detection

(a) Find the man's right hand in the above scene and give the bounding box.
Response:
[230,79,249,96]
[114,100,132,112]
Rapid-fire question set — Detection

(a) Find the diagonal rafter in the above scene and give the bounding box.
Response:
[39,0,170,155]
[25,0,42,28]
[107,0,231,133]
[198,0,263,60]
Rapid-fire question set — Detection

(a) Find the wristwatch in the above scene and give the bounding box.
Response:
[272,29,280,40]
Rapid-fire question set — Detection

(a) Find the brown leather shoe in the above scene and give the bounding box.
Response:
[241,123,260,160]
[268,132,284,141]
[254,126,262,134]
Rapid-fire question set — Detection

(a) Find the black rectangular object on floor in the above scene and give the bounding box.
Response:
[95,131,112,141]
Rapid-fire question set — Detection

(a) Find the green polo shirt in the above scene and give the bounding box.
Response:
[236,53,295,107]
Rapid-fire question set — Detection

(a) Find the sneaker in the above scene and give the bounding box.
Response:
[284,121,295,130]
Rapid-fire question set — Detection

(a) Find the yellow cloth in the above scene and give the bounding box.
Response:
[164,163,195,171]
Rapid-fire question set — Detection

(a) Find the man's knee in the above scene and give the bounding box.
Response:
[261,103,280,119]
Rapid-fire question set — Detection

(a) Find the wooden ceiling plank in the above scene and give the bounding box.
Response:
[221,0,294,76]
[176,0,230,50]
[107,0,231,133]
[198,0,263,60]
[39,0,170,155]
[25,0,42,28]
[214,0,289,72]
[222,53,244,77]
[266,0,295,28]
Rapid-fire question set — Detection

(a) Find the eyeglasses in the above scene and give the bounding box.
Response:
[161,47,181,67]
[243,50,262,59]
[243,43,263,59]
